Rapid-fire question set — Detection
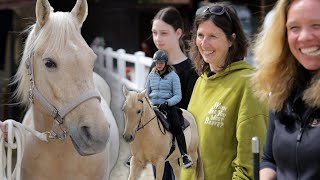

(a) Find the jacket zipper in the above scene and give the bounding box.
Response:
[296,127,304,180]
[295,107,316,179]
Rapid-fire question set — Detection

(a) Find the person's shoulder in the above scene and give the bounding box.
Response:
[169,70,179,76]
[177,58,193,67]
[168,70,180,78]
[175,58,197,74]
[228,61,255,76]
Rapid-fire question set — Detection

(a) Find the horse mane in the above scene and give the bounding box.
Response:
[12,11,81,107]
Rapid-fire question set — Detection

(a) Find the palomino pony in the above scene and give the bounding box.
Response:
[122,87,203,180]
[13,0,119,179]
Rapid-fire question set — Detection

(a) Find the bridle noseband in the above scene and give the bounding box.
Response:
[26,53,101,140]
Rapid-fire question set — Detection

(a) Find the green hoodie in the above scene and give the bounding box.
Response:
[181,61,268,180]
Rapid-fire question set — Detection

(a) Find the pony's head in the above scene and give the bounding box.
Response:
[122,86,148,142]
[14,0,110,156]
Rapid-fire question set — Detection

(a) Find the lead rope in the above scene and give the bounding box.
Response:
[0,119,48,180]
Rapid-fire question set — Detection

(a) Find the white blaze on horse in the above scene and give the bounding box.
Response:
[12,0,119,179]
[122,87,204,180]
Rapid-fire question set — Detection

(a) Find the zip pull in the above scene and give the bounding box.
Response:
[296,128,304,142]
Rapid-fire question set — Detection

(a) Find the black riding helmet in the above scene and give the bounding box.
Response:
[153,50,168,63]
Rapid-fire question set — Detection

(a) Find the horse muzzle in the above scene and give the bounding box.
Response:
[70,122,110,156]
[123,133,135,143]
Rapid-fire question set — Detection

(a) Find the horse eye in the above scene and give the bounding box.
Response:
[44,58,57,68]
[137,110,141,114]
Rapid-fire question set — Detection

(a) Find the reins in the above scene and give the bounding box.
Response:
[0,119,49,180]
[136,97,166,135]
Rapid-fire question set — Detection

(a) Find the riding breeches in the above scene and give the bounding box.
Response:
[165,106,183,136]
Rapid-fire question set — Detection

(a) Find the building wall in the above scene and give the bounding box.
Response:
[83,0,139,53]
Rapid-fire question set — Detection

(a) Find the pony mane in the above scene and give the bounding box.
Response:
[13,11,81,107]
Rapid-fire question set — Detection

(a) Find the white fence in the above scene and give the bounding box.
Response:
[92,46,153,91]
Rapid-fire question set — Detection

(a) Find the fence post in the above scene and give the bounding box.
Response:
[134,51,146,90]
[97,46,104,64]
[117,49,126,80]
[105,47,113,72]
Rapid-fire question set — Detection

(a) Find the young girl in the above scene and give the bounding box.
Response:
[151,6,198,179]
[146,50,193,170]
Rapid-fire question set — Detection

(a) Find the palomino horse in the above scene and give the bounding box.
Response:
[13,0,119,179]
[122,87,203,180]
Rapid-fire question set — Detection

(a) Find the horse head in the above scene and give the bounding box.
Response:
[122,86,149,142]
[14,0,110,156]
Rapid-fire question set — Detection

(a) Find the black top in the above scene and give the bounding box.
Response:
[150,58,198,109]
[261,67,320,180]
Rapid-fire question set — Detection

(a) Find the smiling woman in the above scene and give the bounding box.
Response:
[180,2,268,180]
[251,0,320,179]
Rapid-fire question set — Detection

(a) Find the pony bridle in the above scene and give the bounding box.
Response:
[135,98,156,132]
[25,54,101,140]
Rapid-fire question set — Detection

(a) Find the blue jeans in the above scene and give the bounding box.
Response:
[152,162,175,180]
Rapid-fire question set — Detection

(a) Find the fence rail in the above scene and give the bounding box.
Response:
[92,46,153,91]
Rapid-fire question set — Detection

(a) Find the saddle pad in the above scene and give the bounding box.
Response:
[153,108,190,131]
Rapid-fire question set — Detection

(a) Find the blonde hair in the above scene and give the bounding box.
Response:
[251,0,299,112]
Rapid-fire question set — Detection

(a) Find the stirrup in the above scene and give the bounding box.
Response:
[182,154,193,168]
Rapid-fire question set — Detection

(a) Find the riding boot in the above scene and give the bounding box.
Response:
[176,133,193,168]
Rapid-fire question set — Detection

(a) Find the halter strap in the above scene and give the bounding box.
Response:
[33,87,101,122]
[26,53,101,139]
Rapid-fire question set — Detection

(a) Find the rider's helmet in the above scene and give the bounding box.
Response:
[153,50,168,63]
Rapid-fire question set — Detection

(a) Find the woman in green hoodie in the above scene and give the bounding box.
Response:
[181,2,268,180]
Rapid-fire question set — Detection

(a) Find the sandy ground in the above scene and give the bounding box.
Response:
[110,138,154,180]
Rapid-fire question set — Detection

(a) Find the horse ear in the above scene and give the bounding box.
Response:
[122,85,129,96]
[35,0,51,29]
[71,0,88,27]
[140,89,147,97]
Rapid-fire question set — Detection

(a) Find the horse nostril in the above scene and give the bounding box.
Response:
[81,126,92,140]
[123,134,134,142]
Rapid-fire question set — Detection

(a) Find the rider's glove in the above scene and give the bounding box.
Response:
[159,102,169,111]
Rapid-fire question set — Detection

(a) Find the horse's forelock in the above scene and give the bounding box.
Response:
[35,12,79,53]
[127,92,137,108]
[13,11,81,107]
[124,91,143,109]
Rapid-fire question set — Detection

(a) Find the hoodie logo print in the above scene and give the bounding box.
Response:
[204,102,226,128]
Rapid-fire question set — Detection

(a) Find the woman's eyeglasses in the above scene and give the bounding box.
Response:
[196,5,232,23]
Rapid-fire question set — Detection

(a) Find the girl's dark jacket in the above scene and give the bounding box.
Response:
[261,67,320,180]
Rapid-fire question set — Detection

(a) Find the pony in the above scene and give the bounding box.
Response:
[12,0,119,179]
[122,87,203,180]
